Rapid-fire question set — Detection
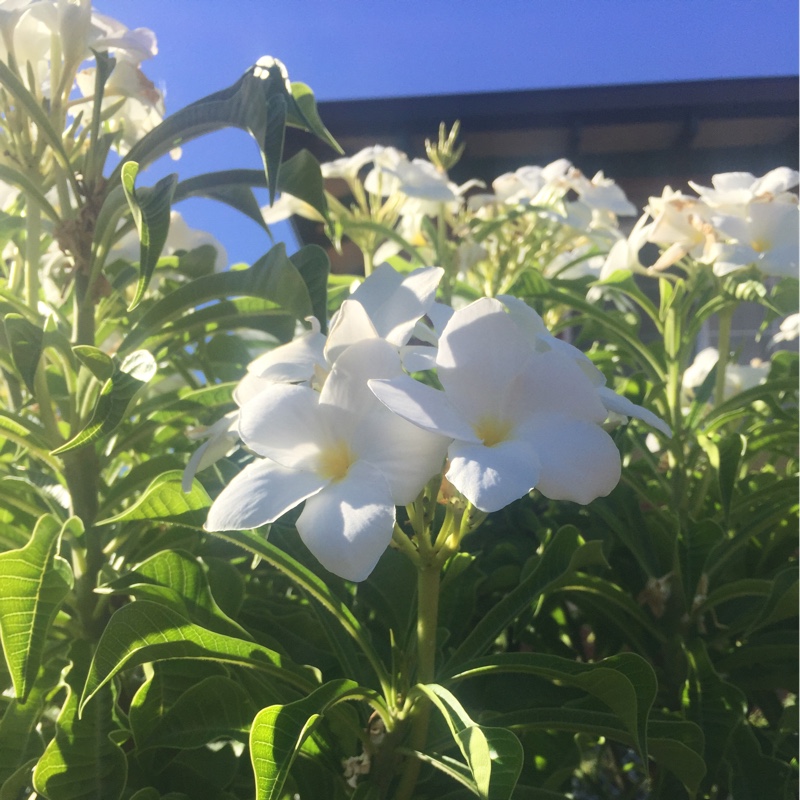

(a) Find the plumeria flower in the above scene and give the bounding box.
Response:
[492,159,572,205]
[600,214,655,278]
[706,202,799,278]
[498,295,671,437]
[683,347,770,401]
[205,338,449,581]
[644,187,714,271]
[111,210,227,272]
[370,297,626,513]
[688,168,800,214]
[771,313,800,346]
[184,264,444,488]
[567,169,637,217]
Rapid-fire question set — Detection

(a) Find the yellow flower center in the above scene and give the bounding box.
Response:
[473,416,513,448]
[750,237,769,253]
[318,440,356,481]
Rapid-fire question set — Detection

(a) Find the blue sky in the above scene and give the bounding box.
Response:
[100,0,799,265]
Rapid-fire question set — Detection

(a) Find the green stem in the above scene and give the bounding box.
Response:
[393,563,441,800]
[714,306,734,408]
[24,197,40,309]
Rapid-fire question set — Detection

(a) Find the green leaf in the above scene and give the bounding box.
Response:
[0,61,77,190]
[97,470,211,527]
[3,313,43,394]
[72,344,114,382]
[250,679,370,800]
[729,722,792,799]
[276,149,329,223]
[80,600,317,713]
[0,410,61,469]
[748,568,799,632]
[99,548,250,639]
[445,653,656,761]
[443,526,607,672]
[51,349,157,455]
[33,641,127,800]
[0,514,74,701]
[128,660,228,748]
[686,640,746,793]
[416,683,523,800]
[119,244,316,355]
[288,82,342,154]
[173,170,270,232]
[0,759,39,800]
[121,161,178,310]
[289,244,330,331]
[484,708,705,796]
[207,528,391,694]
[140,675,256,750]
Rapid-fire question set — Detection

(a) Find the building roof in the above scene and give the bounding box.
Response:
[302,76,798,208]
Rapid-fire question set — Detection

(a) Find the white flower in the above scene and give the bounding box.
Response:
[567,169,637,217]
[370,297,624,512]
[243,263,444,391]
[707,202,799,278]
[771,313,800,345]
[205,338,449,581]
[111,210,226,272]
[492,159,572,205]
[683,347,770,401]
[600,214,655,278]
[688,168,800,214]
[498,295,671,437]
[185,265,444,488]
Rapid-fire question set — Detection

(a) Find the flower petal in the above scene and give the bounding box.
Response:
[446,438,541,513]
[296,461,395,581]
[369,375,479,442]
[596,387,672,437]
[324,299,380,365]
[320,337,403,419]
[506,351,608,424]
[524,415,621,504]
[349,264,443,345]
[205,458,326,531]
[437,298,533,422]
[238,383,326,469]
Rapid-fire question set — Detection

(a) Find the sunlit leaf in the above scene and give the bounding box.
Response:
[250,679,372,800]
[121,161,178,310]
[80,600,317,713]
[51,350,157,455]
[0,514,75,701]
[416,683,523,800]
[97,470,211,527]
[33,641,127,800]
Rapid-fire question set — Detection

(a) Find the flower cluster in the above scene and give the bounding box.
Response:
[0,0,164,162]
[197,264,670,581]
[606,167,799,278]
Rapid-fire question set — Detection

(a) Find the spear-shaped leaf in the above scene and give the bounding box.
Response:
[121,161,178,310]
[0,515,75,701]
[33,641,127,800]
[79,600,317,713]
[415,683,523,800]
[250,679,374,800]
[51,349,157,455]
[3,313,43,394]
